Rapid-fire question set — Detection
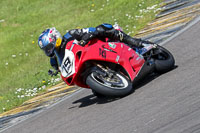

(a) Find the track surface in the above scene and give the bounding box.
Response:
[3,21,200,133]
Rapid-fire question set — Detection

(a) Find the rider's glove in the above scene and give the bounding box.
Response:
[48,69,59,77]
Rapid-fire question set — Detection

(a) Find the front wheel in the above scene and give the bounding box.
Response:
[86,68,133,97]
[153,45,175,73]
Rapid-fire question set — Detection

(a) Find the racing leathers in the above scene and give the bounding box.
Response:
[49,23,149,73]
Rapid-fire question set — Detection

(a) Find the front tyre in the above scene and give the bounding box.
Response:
[92,90,105,98]
[86,69,133,97]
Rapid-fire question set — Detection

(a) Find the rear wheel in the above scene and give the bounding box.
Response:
[86,67,133,97]
[153,45,175,73]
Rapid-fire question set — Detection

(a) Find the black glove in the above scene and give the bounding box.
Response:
[48,69,59,77]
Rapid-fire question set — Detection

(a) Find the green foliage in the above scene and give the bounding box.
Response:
[0,0,161,113]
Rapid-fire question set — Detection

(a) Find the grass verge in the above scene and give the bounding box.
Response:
[0,0,162,113]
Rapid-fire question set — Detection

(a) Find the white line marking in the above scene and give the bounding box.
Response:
[0,88,85,133]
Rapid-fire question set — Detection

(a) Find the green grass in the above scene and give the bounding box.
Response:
[0,0,162,113]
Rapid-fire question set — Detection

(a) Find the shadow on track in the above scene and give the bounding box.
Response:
[132,65,178,91]
[70,94,121,108]
[71,66,178,108]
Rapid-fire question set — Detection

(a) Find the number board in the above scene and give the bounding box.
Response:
[60,49,75,77]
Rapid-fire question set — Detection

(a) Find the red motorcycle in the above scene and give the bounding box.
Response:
[58,38,175,97]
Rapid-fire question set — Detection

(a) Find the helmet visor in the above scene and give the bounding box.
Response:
[43,42,55,57]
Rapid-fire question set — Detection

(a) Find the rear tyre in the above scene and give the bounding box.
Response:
[154,45,175,73]
[86,68,133,97]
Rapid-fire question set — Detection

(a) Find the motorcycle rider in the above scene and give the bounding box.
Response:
[38,23,155,76]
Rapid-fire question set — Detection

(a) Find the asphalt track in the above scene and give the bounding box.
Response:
[3,19,200,133]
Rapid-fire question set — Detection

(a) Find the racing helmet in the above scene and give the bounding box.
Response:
[38,27,62,57]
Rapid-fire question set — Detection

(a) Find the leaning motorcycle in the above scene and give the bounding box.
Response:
[55,36,175,97]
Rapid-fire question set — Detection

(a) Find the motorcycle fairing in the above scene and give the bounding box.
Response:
[61,39,145,86]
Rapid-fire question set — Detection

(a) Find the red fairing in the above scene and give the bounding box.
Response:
[61,39,145,88]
